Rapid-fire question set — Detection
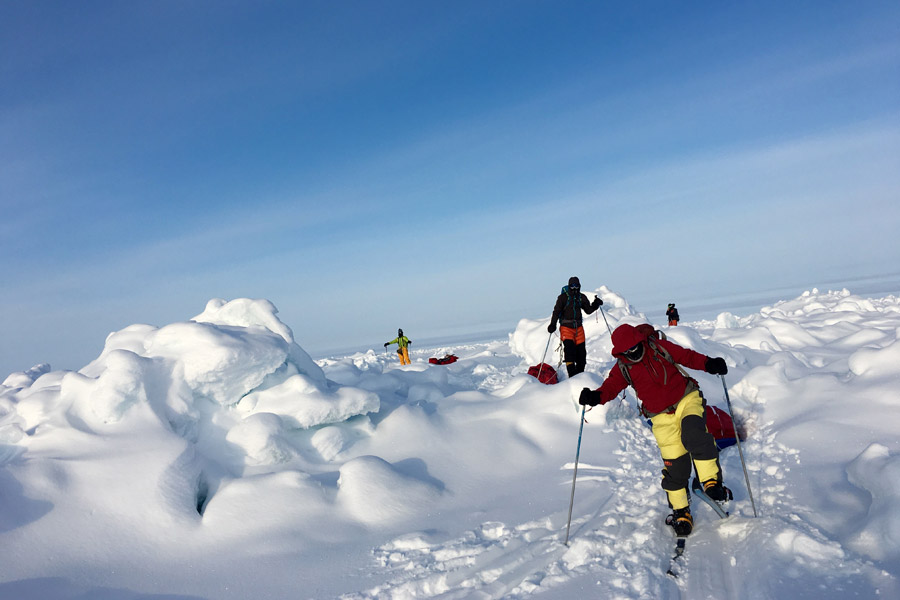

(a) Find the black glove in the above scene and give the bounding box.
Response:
[579,388,603,406]
[548,323,556,333]
[592,296,602,309]
[407,340,411,345]
[384,342,389,347]
[705,357,728,375]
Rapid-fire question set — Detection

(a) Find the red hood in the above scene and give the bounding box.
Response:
[611,323,651,356]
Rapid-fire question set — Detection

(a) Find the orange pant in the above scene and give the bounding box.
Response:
[397,347,410,365]
[668,320,678,326]
[559,326,587,376]
[559,325,585,344]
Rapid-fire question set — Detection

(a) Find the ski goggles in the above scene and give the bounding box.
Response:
[623,342,645,362]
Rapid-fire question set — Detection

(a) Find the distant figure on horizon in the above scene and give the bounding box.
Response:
[666,303,680,326]
[548,276,602,377]
[384,329,412,365]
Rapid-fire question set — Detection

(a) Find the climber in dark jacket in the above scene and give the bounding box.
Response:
[666,303,680,326]
[547,276,602,377]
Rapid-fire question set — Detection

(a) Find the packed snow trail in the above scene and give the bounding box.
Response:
[341,390,894,600]
[341,402,714,599]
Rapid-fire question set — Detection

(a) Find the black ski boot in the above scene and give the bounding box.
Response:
[702,479,733,502]
[666,507,693,536]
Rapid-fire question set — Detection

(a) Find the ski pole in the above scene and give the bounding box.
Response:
[564,404,587,545]
[536,331,553,382]
[598,306,627,402]
[598,304,613,336]
[720,374,758,517]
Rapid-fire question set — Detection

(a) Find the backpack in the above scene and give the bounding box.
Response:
[564,287,583,312]
[617,325,699,416]
[558,286,584,327]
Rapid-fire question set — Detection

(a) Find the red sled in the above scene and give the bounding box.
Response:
[429,354,458,365]
[527,363,558,384]
[706,405,740,449]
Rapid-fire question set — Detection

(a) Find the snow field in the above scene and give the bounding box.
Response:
[0,288,898,599]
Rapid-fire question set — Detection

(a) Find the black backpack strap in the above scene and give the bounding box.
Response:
[617,359,633,387]
[563,287,583,325]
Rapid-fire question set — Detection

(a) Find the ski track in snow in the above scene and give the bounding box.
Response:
[341,381,895,600]
[339,407,672,599]
[341,402,695,599]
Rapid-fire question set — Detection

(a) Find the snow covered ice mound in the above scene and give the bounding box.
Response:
[337,455,443,525]
[0,299,384,548]
[1,288,900,599]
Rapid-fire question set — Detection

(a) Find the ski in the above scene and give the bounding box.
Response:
[666,535,687,578]
[667,480,729,578]
[691,478,729,519]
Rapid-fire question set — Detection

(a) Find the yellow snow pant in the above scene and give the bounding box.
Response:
[649,390,721,510]
[398,347,410,365]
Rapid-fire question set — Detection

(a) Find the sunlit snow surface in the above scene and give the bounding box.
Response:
[1,289,898,599]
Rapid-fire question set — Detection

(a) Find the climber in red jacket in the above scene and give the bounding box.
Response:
[578,323,732,536]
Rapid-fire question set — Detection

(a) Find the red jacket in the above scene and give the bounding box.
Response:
[596,323,709,415]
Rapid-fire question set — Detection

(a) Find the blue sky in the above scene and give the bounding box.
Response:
[2,1,899,375]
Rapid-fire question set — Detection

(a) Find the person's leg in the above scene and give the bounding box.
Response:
[676,391,722,485]
[572,327,587,375]
[562,340,577,376]
[401,347,410,365]
[651,411,694,534]
[560,326,578,376]
[571,343,586,375]
[650,413,692,510]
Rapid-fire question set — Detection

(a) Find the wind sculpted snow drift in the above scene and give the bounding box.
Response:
[0,289,898,599]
